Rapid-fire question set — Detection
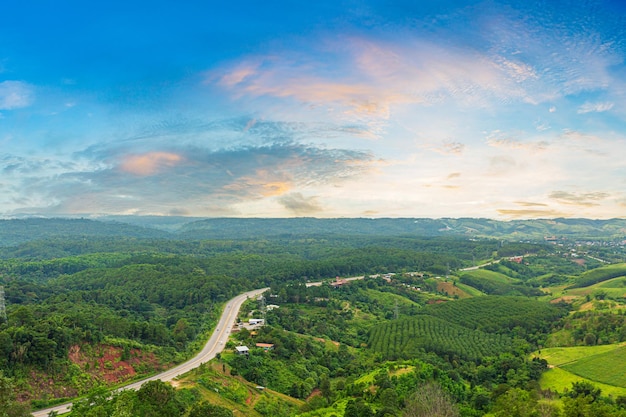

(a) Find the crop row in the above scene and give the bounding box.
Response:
[418,296,566,334]
[368,316,513,361]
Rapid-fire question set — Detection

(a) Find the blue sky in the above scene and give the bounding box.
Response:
[1,0,625,219]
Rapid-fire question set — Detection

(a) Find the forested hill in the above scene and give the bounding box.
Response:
[0,218,169,246]
[176,217,626,240]
[1,216,625,246]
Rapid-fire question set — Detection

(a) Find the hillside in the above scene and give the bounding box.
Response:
[1,219,626,416]
[1,217,626,246]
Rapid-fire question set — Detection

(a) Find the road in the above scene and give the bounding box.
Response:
[31,287,269,417]
[305,275,365,287]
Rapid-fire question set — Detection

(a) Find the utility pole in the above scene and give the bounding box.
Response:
[0,286,6,323]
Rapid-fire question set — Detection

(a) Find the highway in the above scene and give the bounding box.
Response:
[31,287,269,417]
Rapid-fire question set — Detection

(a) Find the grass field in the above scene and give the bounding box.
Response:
[539,367,626,398]
[364,289,421,308]
[460,269,519,283]
[535,343,626,396]
[452,281,485,297]
[436,281,473,298]
[568,263,626,289]
[598,277,626,288]
[536,344,622,366]
[563,345,626,387]
[354,363,416,385]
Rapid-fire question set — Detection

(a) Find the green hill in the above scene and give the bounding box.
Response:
[567,263,626,289]
[459,269,542,296]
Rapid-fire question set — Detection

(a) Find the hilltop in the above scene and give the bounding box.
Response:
[0,216,625,247]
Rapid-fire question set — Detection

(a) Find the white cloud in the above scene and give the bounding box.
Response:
[577,101,614,114]
[0,81,33,110]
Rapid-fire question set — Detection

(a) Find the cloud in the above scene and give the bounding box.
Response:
[577,102,614,114]
[210,33,554,125]
[119,152,184,176]
[427,141,465,156]
[278,192,323,215]
[514,201,548,207]
[447,172,461,180]
[5,143,374,216]
[549,190,610,207]
[211,0,625,125]
[486,131,549,151]
[497,208,569,218]
[0,81,33,110]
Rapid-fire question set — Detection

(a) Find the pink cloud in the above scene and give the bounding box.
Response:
[212,36,545,122]
[119,152,183,176]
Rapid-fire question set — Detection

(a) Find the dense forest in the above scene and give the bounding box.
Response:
[0,217,625,416]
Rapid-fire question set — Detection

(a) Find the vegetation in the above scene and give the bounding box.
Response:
[459,269,543,296]
[368,316,514,361]
[567,263,626,289]
[0,217,625,415]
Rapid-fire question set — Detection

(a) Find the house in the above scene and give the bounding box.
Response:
[255,343,274,351]
[330,276,347,287]
[249,318,264,325]
[235,346,249,355]
[266,304,280,311]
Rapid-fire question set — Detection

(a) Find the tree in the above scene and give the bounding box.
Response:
[492,388,537,417]
[320,374,332,400]
[135,380,184,417]
[567,381,601,402]
[345,398,374,417]
[403,382,459,417]
[0,372,31,417]
[188,401,234,417]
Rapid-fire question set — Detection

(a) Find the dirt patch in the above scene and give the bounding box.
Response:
[427,299,447,304]
[390,366,414,377]
[15,370,80,403]
[550,296,578,304]
[436,281,469,298]
[314,337,340,347]
[68,344,167,384]
[306,388,322,401]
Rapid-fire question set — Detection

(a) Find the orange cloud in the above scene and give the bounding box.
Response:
[119,152,183,176]
[223,169,293,197]
[217,63,260,87]
[497,208,569,218]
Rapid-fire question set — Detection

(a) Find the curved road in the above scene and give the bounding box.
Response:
[32,287,269,417]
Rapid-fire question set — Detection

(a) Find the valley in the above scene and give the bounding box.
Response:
[0,217,624,416]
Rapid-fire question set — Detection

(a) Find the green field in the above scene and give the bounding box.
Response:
[461,269,519,283]
[535,343,626,396]
[536,345,622,366]
[562,275,626,299]
[454,281,485,297]
[539,367,626,398]
[598,276,626,288]
[563,345,626,387]
[568,263,626,289]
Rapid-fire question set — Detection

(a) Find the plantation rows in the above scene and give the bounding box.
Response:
[368,316,513,361]
[419,296,566,335]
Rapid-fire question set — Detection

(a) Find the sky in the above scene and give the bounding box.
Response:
[1,0,625,219]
